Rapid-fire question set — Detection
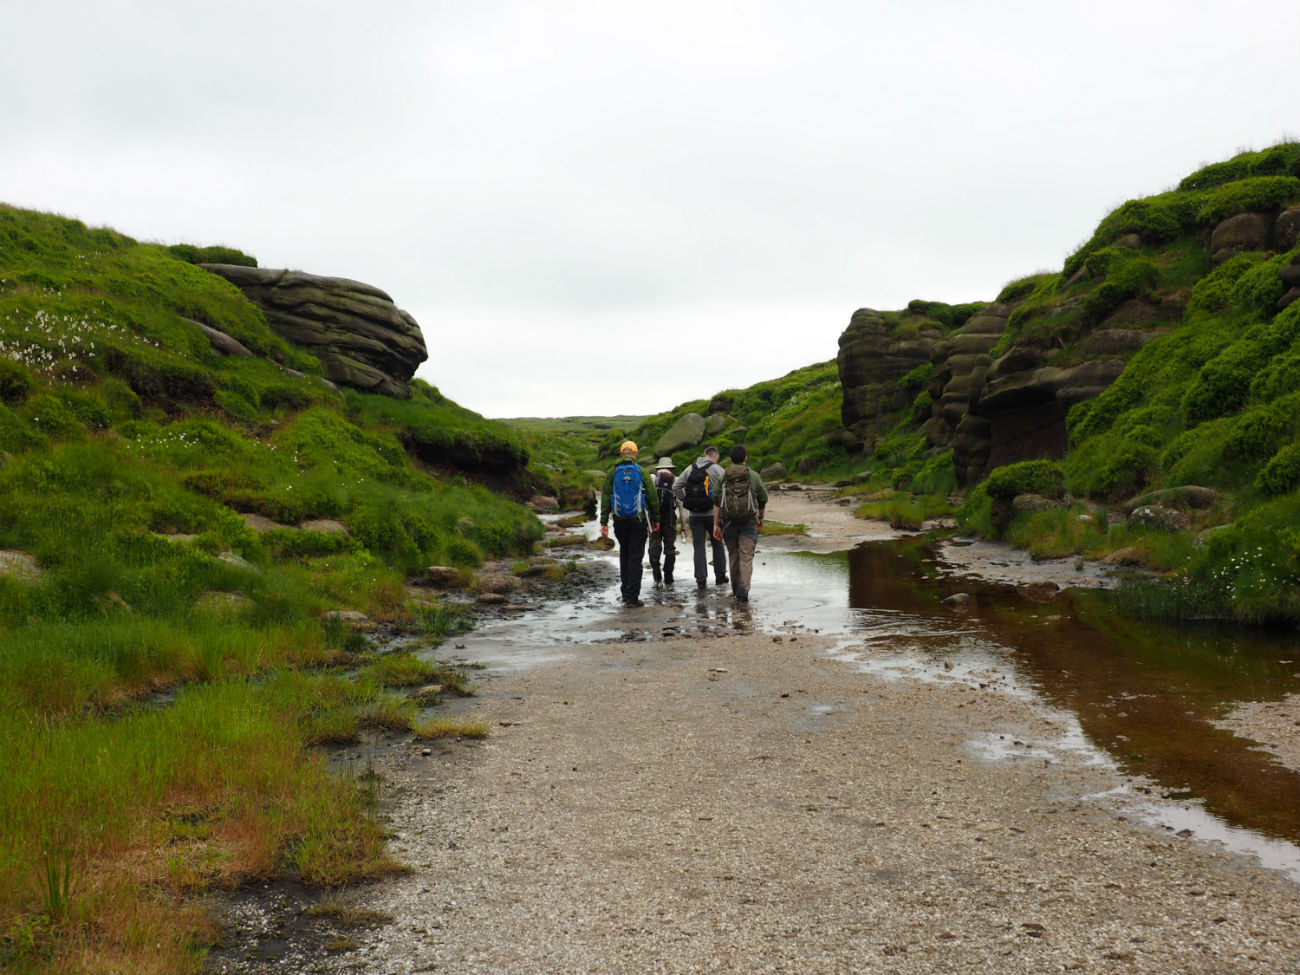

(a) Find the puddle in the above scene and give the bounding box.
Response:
[1131,797,1300,884]
[840,539,1299,853]
[444,517,1300,880]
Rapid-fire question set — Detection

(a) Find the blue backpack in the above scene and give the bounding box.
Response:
[610,461,645,519]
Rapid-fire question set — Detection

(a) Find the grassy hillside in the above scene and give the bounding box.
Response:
[589,359,849,471]
[508,414,647,492]
[0,204,543,972]
[961,146,1299,624]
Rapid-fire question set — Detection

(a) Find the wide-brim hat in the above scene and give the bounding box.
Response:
[655,457,675,471]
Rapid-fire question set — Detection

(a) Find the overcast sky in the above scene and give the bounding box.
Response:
[3,1,1296,418]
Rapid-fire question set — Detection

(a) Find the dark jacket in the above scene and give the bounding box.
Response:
[672,456,724,518]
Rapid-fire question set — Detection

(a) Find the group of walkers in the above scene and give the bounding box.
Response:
[599,441,768,608]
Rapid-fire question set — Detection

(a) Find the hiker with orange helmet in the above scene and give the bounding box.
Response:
[599,441,661,607]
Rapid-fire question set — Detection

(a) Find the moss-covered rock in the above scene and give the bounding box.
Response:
[652,412,707,456]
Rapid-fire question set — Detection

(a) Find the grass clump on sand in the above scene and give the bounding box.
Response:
[414,716,491,740]
[761,521,807,536]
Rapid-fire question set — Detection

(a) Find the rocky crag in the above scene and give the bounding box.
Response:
[837,156,1300,486]
[202,264,428,398]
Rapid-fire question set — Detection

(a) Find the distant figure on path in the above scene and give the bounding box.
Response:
[648,457,680,585]
[674,445,728,590]
[600,441,660,607]
[712,444,768,603]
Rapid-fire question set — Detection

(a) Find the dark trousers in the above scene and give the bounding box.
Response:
[649,507,677,581]
[688,514,728,584]
[613,517,649,601]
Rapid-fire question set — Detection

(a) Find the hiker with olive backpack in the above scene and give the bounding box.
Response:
[599,440,660,607]
[711,443,768,603]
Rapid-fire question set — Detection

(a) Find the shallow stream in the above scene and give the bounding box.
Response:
[444,517,1300,883]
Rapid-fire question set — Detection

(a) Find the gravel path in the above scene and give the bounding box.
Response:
[310,496,1300,974]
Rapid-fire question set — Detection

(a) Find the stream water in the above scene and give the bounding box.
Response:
[443,519,1300,883]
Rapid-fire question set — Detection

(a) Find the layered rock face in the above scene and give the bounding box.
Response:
[837,309,942,441]
[924,305,1010,482]
[837,200,1300,486]
[838,300,1164,486]
[202,265,428,398]
[957,312,1151,480]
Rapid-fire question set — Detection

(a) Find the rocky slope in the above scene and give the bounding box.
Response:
[838,160,1299,487]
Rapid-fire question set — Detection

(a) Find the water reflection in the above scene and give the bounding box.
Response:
[460,522,1299,862]
[844,538,1300,844]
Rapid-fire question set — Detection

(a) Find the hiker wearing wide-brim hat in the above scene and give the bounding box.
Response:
[599,441,661,607]
[649,458,680,586]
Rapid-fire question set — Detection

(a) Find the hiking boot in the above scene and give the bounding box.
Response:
[715,576,728,586]
[736,589,749,602]
[624,597,644,608]
[697,580,707,590]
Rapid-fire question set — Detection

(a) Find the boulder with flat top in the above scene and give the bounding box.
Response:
[201,264,428,398]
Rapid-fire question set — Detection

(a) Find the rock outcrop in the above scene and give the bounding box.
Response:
[837,308,942,441]
[837,297,1168,485]
[836,184,1300,486]
[831,150,1300,491]
[704,412,733,437]
[201,264,428,398]
[929,307,1008,427]
[653,412,706,457]
[1209,212,1272,266]
[0,550,41,582]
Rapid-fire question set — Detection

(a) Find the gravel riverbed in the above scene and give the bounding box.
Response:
[210,493,1300,974]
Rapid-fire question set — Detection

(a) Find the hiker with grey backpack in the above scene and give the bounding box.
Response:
[673,445,729,590]
[599,440,661,607]
[711,444,768,603]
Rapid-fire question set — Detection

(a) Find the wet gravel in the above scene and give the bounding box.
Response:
[207,495,1300,974]
[314,629,1299,974]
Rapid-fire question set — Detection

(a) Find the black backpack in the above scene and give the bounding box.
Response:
[681,463,712,512]
[655,474,675,527]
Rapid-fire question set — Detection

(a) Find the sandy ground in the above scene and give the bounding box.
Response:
[213,493,1300,974]
[1213,694,1300,773]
